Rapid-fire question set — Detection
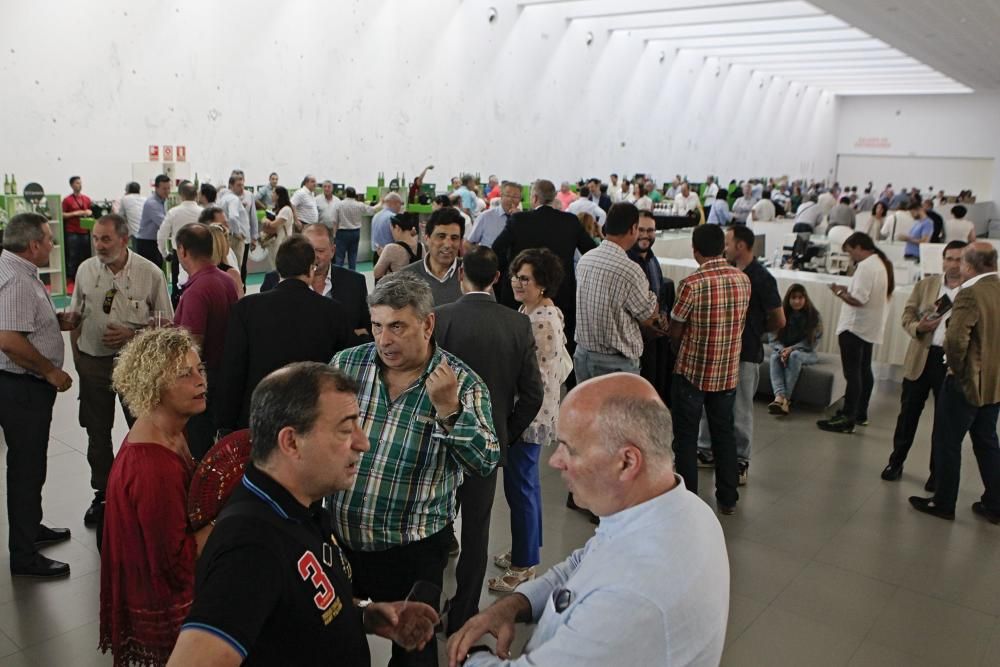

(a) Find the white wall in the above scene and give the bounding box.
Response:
[1,0,838,200]
[835,92,1000,207]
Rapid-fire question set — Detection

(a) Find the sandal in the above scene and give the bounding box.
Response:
[493,551,512,569]
[488,566,536,593]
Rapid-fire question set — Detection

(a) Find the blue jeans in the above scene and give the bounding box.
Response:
[573,346,640,384]
[769,344,818,399]
[503,442,542,568]
[672,374,739,507]
[931,376,1000,513]
[698,361,758,464]
[334,228,361,270]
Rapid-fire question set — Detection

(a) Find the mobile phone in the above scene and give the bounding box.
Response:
[265,210,276,221]
[933,294,952,317]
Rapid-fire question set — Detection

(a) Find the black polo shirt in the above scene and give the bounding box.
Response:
[740,259,782,364]
[183,465,370,666]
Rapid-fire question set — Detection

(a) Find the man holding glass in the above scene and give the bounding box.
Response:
[69,213,172,528]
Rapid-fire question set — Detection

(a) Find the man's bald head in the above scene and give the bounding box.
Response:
[563,373,674,471]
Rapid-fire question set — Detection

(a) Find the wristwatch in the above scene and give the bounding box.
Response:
[435,408,461,432]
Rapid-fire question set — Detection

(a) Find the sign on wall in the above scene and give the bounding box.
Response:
[148,145,159,161]
[176,145,187,162]
[163,145,174,162]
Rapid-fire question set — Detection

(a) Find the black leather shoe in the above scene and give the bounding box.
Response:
[718,504,736,516]
[881,463,903,481]
[35,525,71,547]
[909,496,955,520]
[10,554,71,579]
[972,502,1000,525]
[924,475,936,493]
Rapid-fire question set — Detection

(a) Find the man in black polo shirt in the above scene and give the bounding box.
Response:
[696,225,784,486]
[168,363,436,666]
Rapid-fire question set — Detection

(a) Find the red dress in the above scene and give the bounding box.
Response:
[99,439,197,666]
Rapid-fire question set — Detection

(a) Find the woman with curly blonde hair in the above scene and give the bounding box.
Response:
[100,327,207,667]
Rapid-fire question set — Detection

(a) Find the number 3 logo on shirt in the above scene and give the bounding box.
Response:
[297,550,336,611]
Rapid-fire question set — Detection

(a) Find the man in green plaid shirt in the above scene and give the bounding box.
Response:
[329,272,498,666]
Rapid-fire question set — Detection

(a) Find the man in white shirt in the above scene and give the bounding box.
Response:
[751,191,776,222]
[157,181,202,260]
[608,173,623,204]
[70,214,172,526]
[116,182,145,238]
[218,175,252,276]
[567,194,606,229]
[316,180,341,231]
[674,183,701,215]
[291,175,319,225]
[448,373,729,667]
[703,176,719,209]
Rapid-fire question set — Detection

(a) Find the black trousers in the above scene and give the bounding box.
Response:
[671,374,739,507]
[640,329,675,408]
[448,470,498,634]
[890,347,946,470]
[133,238,163,269]
[76,353,137,496]
[344,527,451,667]
[931,376,1000,513]
[0,372,56,566]
[838,331,874,422]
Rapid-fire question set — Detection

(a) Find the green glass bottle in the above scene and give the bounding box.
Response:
[10,173,17,195]
[3,174,9,195]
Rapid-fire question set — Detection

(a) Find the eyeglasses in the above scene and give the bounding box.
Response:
[509,275,534,286]
[102,287,118,314]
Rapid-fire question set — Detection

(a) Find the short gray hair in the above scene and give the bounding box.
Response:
[96,214,130,238]
[964,243,999,274]
[595,396,674,470]
[383,192,403,205]
[532,179,556,205]
[3,213,48,252]
[302,223,334,244]
[367,272,434,320]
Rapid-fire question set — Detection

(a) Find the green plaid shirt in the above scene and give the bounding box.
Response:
[330,343,499,551]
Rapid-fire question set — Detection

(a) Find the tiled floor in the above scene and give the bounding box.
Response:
[3,315,1000,664]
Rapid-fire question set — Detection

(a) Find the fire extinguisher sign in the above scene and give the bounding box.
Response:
[176,145,187,162]
[163,145,174,161]
[148,145,160,161]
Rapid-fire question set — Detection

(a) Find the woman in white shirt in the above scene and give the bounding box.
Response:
[732,184,755,224]
[261,186,297,270]
[116,182,145,238]
[818,232,894,433]
[943,204,976,243]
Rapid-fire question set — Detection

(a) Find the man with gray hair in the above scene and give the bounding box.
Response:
[316,179,342,231]
[0,213,76,578]
[70,213,172,527]
[330,272,499,666]
[466,181,522,251]
[911,241,1000,524]
[371,191,405,258]
[448,373,729,667]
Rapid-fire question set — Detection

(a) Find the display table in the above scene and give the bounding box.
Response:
[652,229,694,259]
[657,257,912,370]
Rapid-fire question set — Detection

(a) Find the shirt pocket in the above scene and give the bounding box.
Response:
[121,298,150,328]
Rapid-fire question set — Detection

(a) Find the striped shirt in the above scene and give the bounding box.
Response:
[333,199,377,231]
[575,240,658,361]
[0,251,64,375]
[671,258,751,392]
[329,343,499,551]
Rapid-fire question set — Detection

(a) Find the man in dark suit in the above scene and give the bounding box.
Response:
[433,246,544,633]
[261,224,371,344]
[218,236,351,433]
[589,178,612,212]
[493,179,596,360]
[911,242,1000,524]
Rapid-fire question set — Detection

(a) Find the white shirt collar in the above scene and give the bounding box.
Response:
[962,271,998,289]
[423,255,458,283]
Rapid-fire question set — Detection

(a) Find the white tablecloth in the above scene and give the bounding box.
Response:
[652,230,694,260]
[657,257,912,370]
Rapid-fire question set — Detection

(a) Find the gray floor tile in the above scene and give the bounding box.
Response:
[847,639,953,667]
[722,606,866,667]
[20,621,111,666]
[868,587,994,666]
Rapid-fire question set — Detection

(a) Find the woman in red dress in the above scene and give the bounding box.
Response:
[99,327,207,666]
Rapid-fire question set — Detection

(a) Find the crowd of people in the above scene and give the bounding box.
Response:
[0,166,996,667]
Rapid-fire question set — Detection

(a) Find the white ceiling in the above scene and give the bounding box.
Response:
[518,0,999,95]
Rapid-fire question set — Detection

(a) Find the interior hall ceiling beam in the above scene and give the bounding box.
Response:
[565,0,804,21]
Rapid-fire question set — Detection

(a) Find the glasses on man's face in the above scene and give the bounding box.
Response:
[638,227,656,235]
[510,275,534,286]
[103,287,118,314]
